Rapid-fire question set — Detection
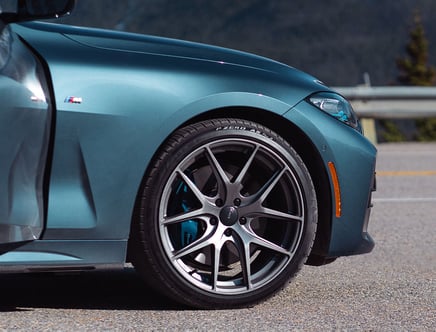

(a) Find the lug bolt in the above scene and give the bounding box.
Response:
[210,217,218,225]
[234,198,241,206]
[216,198,224,207]
[239,217,247,225]
[224,229,232,237]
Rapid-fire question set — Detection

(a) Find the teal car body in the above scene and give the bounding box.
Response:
[0,1,376,308]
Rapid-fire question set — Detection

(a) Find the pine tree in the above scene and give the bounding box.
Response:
[396,11,436,141]
[397,12,436,86]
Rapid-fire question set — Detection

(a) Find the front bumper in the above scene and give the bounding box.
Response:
[349,170,377,255]
[284,100,377,259]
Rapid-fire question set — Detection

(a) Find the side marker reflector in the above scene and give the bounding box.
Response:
[328,162,342,218]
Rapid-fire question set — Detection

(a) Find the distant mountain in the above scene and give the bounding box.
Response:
[58,0,436,86]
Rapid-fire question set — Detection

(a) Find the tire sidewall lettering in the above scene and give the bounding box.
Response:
[215,125,275,141]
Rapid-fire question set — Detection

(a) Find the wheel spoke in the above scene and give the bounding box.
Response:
[238,166,302,222]
[162,209,206,225]
[252,236,291,256]
[256,207,303,223]
[257,167,287,202]
[232,233,253,289]
[244,227,292,256]
[177,169,208,205]
[211,243,222,291]
[172,228,215,260]
[205,146,230,197]
[234,144,260,185]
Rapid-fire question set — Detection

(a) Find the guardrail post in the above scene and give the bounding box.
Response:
[361,118,377,144]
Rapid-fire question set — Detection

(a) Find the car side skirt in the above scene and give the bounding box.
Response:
[0,240,126,273]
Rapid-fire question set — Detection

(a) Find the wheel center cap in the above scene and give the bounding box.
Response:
[219,206,239,226]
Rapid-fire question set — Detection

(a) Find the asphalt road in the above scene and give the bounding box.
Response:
[1,143,435,331]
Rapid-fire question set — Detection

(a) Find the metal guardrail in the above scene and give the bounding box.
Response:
[332,86,436,143]
[334,86,436,119]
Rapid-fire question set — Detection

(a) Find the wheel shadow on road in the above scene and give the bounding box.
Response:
[0,267,188,311]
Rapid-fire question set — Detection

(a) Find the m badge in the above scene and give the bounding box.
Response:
[64,96,83,104]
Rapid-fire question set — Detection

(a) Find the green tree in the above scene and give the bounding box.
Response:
[396,11,436,141]
[378,120,405,142]
[397,12,435,86]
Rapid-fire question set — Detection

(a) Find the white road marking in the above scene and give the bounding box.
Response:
[373,197,436,203]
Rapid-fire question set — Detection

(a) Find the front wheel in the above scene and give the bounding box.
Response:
[130,118,317,309]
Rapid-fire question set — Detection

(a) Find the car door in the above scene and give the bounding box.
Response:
[0,25,52,243]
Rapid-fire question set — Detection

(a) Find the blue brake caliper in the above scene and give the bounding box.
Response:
[176,182,199,247]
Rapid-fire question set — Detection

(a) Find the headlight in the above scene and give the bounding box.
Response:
[308,92,361,132]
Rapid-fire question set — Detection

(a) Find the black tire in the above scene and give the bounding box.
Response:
[130,118,317,309]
